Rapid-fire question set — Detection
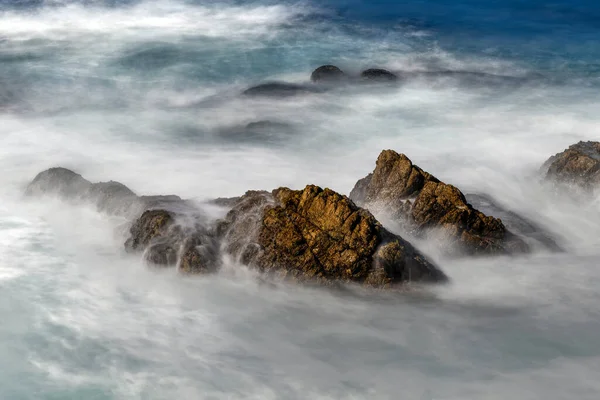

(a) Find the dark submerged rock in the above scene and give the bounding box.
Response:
[542,141,600,190]
[89,181,138,215]
[26,167,188,218]
[310,65,346,83]
[218,185,447,287]
[360,68,398,82]
[466,193,564,252]
[26,167,92,198]
[350,150,529,255]
[242,82,321,98]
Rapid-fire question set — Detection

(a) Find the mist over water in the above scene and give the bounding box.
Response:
[1,0,600,398]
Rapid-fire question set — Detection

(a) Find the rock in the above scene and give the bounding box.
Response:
[542,141,600,190]
[25,167,92,198]
[89,181,138,215]
[26,167,188,218]
[218,185,447,287]
[411,182,529,255]
[360,68,398,82]
[350,150,529,255]
[242,82,321,98]
[124,208,219,273]
[466,193,563,252]
[310,65,346,83]
[349,150,438,219]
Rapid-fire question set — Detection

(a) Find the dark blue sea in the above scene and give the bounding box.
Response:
[1,1,599,399]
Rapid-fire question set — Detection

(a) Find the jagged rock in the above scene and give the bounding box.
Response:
[542,141,600,190]
[360,68,398,82]
[218,185,447,287]
[350,150,529,255]
[412,182,529,254]
[310,65,346,83]
[124,208,219,273]
[242,82,321,98]
[350,150,438,219]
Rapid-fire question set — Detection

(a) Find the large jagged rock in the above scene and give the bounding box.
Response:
[350,150,438,219]
[218,185,447,287]
[124,209,219,274]
[542,141,600,190]
[350,150,529,255]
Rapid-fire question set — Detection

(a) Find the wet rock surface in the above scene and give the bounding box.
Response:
[124,208,219,273]
[350,150,530,255]
[542,141,600,190]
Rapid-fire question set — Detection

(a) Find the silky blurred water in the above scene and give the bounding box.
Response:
[1,1,600,399]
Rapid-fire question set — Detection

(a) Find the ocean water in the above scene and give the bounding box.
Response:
[1,0,600,398]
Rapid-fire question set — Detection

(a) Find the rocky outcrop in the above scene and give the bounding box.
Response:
[542,141,600,190]
[217,185,447,287]
[25,167,183,218]
[310,65,346,83]
[350,150,529,255]
[26,168,448,287]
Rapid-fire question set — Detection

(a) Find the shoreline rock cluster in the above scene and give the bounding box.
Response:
[25,140,599,289]
[242,64,543,98]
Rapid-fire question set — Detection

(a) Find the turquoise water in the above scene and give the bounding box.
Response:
[1,1,600,398]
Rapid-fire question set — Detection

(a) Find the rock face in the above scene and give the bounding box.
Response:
[542,141,600,190]
[310,65,346,83]
[360,68,398,82]
[350,150,529,255]
[218,185,447,287]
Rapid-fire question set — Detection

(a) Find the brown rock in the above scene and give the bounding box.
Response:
[219,185,447,287]
[412,182,528,255]
[350,150,529,255]
[542,141,600,190]
[125,209,219,273]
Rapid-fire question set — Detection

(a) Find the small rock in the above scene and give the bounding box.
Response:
[360,68,399,82]
[310,65,346,83]
[124,208,219,273]
[25,167,92,199]
[242,82,320,98]
[542,141,600,190]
